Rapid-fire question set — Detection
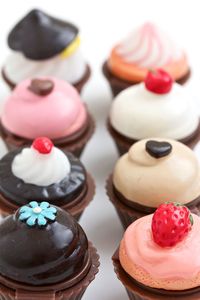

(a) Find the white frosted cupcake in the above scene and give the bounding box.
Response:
[108,69,200,155]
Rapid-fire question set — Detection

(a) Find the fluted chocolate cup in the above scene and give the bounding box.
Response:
[0,172,95,222]
[112,249,200,300]
[107,120,200,156]
[106,174,200,230]
[0,112,95,159]
[102,61,191,98]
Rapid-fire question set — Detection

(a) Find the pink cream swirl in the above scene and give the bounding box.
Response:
[116,22,183,68]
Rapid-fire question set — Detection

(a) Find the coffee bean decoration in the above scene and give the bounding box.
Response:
[28,79,54,96]
[145,140,172,158]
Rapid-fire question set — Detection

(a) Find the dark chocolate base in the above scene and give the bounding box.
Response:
[102,61,191,97]
[107,119,200,156]
[0,243,99,300]
[2,64,91,94]
[112,250,200,300]
[106,174,200,230]
[0,111,95,158]
[0,172,95,222]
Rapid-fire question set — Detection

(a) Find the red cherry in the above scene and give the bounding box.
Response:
[152,203,193,247]
[144,69,174,94]
[32,137,53,154]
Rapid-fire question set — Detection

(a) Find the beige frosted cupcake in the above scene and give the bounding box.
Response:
[106,138,200,229]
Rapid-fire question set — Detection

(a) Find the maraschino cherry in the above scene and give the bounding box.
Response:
[32,137,53,154]
[152,203,193,247]
[145,69,174,94]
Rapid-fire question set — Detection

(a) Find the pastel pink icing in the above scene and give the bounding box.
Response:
[122,214,200,280]
[1,77,87,139]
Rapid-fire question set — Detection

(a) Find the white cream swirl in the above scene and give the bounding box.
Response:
[3,47,87,85]
[116,22,183,68]
[110,83,199,140]
[12,146,71,186]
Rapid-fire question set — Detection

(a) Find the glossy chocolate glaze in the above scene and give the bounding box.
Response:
[8,9,79,60]
[0,149,86,206]
[0,207,90,286]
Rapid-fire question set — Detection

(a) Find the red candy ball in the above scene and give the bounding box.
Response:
[144,69,174,94]
[32,137,53,154]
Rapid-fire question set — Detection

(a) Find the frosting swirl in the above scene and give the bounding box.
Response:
[116,22,182,68]
[108,22,189,82]
[120,214,200,290]
[113,139,200,207]
[1,77,87,139]
[110,82,199,140]
[12,145,71,186]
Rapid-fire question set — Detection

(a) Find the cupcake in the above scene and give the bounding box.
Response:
[113,203,200,299]
[108,69,200,155]
[0,137,95,221]
[103,22,190,96]
[0,77,94,157]
[0,201,99,299]
[2,9,90,93]
[106,138,200,229]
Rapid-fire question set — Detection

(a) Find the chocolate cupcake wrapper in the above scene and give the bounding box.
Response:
[107,119,200,156]
[102,61,191,97]
[2,64,91,95]
[106,174,200,230]
[106,175,144,230]
[0,243,99,300]
[0,111,95,159]
[0,172,95,222]
[112,250,200,300]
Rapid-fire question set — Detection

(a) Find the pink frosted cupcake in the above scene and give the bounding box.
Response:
[103,22,191,96]
[0,77,94,157]
[113,203,200,299]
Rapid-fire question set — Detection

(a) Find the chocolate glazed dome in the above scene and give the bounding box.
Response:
[0,203,90,286]
[8,9,79,60]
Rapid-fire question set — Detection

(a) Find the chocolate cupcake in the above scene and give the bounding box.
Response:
[0,201,99,299]
[108,69,200,155]
[0,137,95,221]
[2,9,90,93]
[106,138,200,229]
[113,203,200,300]
[0,77,95,158]
[103,22,191,97]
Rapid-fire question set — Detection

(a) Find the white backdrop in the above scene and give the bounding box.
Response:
[0,1,200,299]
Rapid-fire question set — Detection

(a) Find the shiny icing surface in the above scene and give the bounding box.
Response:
[0,207,89,285]
[110,82,199,140]
[2,77,87,139]
[12,145,71,186]
[113,139,200,207]
[8,9,79,60]
[108,22,189,82]
[119,214,200,289]
[0,149,86,206]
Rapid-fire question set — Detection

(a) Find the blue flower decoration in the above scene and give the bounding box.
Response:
[19,201,57,227]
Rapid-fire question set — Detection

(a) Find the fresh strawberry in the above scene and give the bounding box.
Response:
[152,203,193,247]
[32,137,53,154]
[144,69,174,94]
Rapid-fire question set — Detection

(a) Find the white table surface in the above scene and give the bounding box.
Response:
[0,1,200,299]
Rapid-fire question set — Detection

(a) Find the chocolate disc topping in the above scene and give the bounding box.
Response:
[8,9,79,60]
[145,140,172,158]
[28,79,54,96]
